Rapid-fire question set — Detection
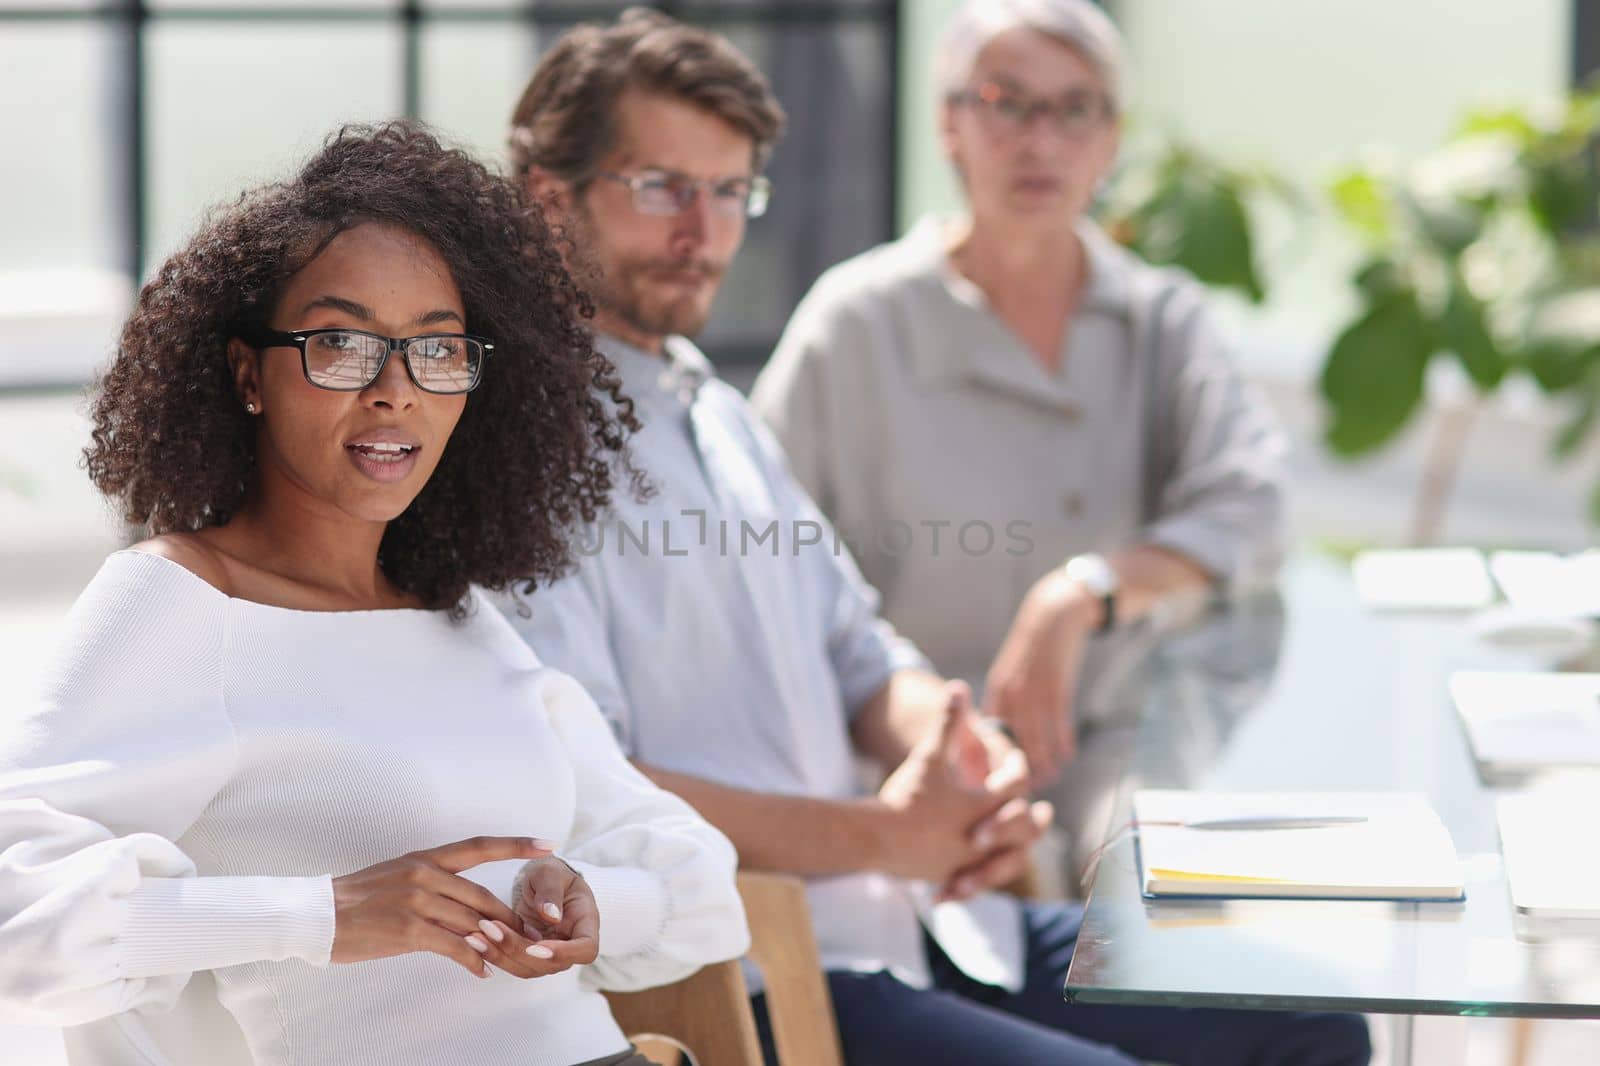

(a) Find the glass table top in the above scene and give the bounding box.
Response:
[1063,555,1600,1018]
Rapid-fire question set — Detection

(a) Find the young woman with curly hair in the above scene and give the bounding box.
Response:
[0,121,746,1066]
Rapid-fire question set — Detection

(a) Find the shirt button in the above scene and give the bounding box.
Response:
[1062,492,1085,519]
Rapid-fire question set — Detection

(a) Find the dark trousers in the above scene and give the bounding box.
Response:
[754,901,1371,1066]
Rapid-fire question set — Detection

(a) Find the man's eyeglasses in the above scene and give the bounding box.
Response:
[948,82,1114,139]
[597,170,773,219]
[245,327,493,395]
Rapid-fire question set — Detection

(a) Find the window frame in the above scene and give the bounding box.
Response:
[0,0,901,372]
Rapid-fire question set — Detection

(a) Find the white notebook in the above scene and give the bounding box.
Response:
[1133,790,1465,901]
[1351,548,1495,611]
[1450,671,1600,777]
[1498,791,1600,920]
[1489,551,1600,618]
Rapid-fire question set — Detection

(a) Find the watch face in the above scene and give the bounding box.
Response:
[1066,554,1117,596]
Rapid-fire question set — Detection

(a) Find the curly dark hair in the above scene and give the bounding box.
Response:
[85,120,641,614]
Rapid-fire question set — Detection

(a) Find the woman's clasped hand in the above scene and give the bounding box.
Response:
[330,836,599,980]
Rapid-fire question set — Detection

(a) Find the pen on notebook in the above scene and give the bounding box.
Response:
[1180,815,1370,831]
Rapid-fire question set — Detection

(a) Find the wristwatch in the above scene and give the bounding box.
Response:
[1063,553,1118,634]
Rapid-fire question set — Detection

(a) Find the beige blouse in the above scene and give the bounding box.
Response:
[750,216,1287,720]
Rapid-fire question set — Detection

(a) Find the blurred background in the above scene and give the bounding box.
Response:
[0,2,1597,1062]
[4,0,1597,600]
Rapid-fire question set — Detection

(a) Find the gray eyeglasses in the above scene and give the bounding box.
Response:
[597,169,773,219]
[948,82,1114,139]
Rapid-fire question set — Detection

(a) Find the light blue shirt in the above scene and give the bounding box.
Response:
[496,335,1022,990]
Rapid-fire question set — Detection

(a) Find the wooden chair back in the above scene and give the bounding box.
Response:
[603,957,762,1066]
[601,870,844,1066]
[738,870,845,1066]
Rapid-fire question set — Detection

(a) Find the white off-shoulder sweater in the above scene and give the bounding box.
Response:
[0,550,748,1066]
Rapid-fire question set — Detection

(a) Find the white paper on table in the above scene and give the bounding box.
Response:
[1351,548,1495,611]
[1498,788,1600,919]
[1450,671,1600,773]
[1489,550,1600,617]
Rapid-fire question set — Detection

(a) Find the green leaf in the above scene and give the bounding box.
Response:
[1523,337,1600,392]
[1249,167,1304,207]
[1402,190,1482,257]
[1571,91,1600,140]
[1352,257,1408,301]
[1456,105,1542,147]
[1131,169,1265,302]
[1320,288,1435,456]
[1527,151,1598,235]
[1441,271,1506,389]
[1553,385,1598,460]
[1329,169,1392,241]
[1589,477,1600,527]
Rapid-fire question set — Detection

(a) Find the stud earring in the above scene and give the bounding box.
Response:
[245,403,257,414]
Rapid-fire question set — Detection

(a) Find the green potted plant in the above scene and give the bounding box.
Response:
[1320,85,1600,536]
[1098,139,1288,305]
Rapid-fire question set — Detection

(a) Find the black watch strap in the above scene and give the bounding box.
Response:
[1096,591,1117,634]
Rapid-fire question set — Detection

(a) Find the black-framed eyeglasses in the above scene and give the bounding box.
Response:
[245,327,493,395]
[948,82,1114,139]
[597,169,773,219]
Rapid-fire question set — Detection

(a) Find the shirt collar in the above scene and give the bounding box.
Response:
[593,332,714,405]
[1075,217,1138,315]
[897,214,1139,410]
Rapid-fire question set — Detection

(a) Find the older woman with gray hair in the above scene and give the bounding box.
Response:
[753,0,1288,875]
